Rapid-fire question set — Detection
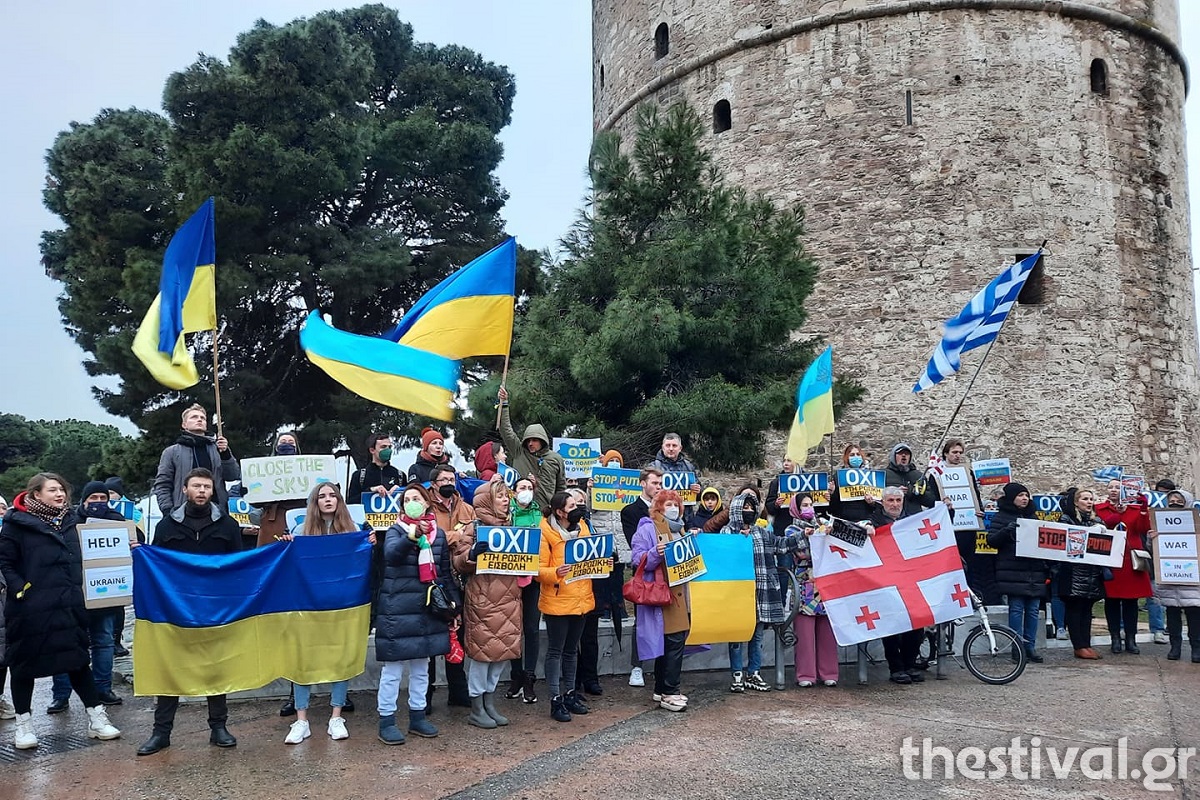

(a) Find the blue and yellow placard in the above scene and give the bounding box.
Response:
[836,468,885,501]
[661,471,698,504]
[590,467,642,512]
[476,526,541,576]
[663,532,707,586]
[778,472,830,506]
[563,534,614,583]
[228,497,254,528]
[497,462,520,489]
[362,492,401,531]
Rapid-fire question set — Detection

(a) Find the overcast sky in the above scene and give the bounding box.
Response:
[0,2,1197,436]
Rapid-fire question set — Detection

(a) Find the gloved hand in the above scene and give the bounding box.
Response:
[470,538,490,559]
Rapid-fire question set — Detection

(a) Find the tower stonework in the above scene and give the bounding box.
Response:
[594,0,1199,490]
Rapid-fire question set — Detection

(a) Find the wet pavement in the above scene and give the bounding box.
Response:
[4,640,1199,800]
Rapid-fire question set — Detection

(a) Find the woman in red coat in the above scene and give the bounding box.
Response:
[1095,480,1152,655]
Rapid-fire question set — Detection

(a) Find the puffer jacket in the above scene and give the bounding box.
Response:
[986,497,1048,599]
[0,494,89,680]
[450,525,522,663]
[472,480,510,527]
[536,517,596,617]
[1056,510,1106,601]
[375,522,452,662]
[498,408,566,509]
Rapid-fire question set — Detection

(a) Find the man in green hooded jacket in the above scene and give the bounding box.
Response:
[497,386,566,508]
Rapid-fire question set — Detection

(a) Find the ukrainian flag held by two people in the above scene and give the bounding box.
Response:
[301,237,518,420]
[132,535,372,697]
[785,345,835,463]
[131,198,217,390]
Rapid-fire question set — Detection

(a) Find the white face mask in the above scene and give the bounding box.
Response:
[664,506,680,520]
[516,490,534,506]
[607,460,620,468]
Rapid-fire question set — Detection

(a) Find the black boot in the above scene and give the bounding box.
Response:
[137,732,171,756]
[523,670,539,704]
[280,683,296,716]
[209,726,237,748]
[504,670,525,701]
[1125,632,1140,655]
[550,695,571,722]
[1109,630,1123,654]
[1167,608,1183,660]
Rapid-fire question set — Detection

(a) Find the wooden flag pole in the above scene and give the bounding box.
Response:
[212,323,225,440]
[494,352,510,429]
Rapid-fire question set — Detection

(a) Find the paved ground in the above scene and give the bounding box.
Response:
[3,635,1199,800]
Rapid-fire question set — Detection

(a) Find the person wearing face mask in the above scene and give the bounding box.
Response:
[152,403,241,515]
[786,494,838,687]
[1057,487,1107,660]
[1150,490,1200,661]
[409,428,452,485]
[497,386,567,508]
[829,444,877,523]
[348,433,407,500]
[374,484,453,744]
[580,452,631,686]
[1094,478,1152,655]
[427,465,474,710]
[620,468,663,687]
[720,488,784,693]
[0,473,123,751]
[985,483,1049,663]
[537,491,596,722]
[631,490,691,711]
[504,477,544,702]
[255,432,310,548]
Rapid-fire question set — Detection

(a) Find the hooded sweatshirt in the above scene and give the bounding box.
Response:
[687,487,723,530]
[498,407,566,509]
[884,442,936,517]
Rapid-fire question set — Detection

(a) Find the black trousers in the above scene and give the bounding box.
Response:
[882,629,924,673]
[1104,598,1139,638]
[653,630,687,695]
[1063,597,1094,649]
[577,612,600,686]
[153,694,228,735]
[12,666,99,715]
[508,581,542,678]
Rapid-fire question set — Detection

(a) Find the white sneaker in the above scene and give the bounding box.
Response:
[652,692,688,702]
[285,719,311,744]
[628,667,645,687]
[1056,628,1069,640]
[659,694,687,712]
[85,706,121,740]
[13,712,38,750]
[1154,631,1170,644]
[0,695,16,720]
[327,717,349,741]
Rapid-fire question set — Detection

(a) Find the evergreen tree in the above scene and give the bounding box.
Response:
[467,103,859,469]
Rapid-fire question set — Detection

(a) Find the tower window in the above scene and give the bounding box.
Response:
[655,23,670,59]
[600,64,605,89]
[1090,58,1108,96]
[713,100,731,134]
[1015,252,1046,305]
[905,90,913,125]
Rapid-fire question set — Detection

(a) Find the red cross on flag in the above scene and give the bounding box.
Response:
[810,503,972,645]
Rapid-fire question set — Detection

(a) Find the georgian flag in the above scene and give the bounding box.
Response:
[811,503,972,646]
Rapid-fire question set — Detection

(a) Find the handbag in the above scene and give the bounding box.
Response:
[622,554,672,607]
[1131,549,1153,573]
[425,579,460,623]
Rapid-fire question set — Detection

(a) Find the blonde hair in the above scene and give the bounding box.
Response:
[301,483,357,536]
[181,403,206,423]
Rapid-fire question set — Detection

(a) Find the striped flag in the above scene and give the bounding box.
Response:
[912,252,1042,393]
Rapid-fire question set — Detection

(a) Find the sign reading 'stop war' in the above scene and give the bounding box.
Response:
[778,472,830,506]
[242,455,338,504]
[590,467,642,512]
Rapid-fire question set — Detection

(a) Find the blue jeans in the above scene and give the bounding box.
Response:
[1007,595,1041,652]
[53,607,117,699]
[294,680,348,710]
[1049,574,1065,630]
[729,624,764,673]
[1147,594,1165,633]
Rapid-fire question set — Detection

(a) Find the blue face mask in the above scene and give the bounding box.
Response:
[277,443,298,455]
[85,502,109,517]
[848,455,864,468]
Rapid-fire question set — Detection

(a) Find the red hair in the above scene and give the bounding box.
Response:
[650,489,683,517]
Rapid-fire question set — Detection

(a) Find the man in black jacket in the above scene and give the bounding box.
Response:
[867,486,927,687]
[884,443,937,517]
[136,469,242,757]
[348,433,407,500]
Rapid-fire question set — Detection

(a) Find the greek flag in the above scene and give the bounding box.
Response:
[912,252,1041,393]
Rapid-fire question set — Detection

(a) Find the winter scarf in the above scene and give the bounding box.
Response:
[24,495,69,530]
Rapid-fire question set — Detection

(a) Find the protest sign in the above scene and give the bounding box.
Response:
[79,520,138,609]
[1120,475,1146,504]
[972,458,1011,487]
[778,472,830,506]
[553,437,602,480]
[242,455,338,504]
[1015,519,1125,567]
[497,462,519,489]
[836,469,885,502]
[664,532,708,586]
[476,526,542,576]
[1146,491,1169,510]
[974,530,997,555]
[563,534,614,583]
[228,497,255,527]
[1031,495,1063,523]
[935,465,982,531]
[590,467,642,512]
[1152,510,1200,585]
[361,492,401,531]
[107,498,141,523]
[660,471,699,504]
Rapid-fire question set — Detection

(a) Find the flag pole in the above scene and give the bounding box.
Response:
[494,352,510,429]
[212,322,224,440]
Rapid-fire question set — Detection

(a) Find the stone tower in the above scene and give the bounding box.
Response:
[593,0,1198,491]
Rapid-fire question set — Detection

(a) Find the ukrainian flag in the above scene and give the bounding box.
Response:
[131,198,217,389]
[686,533,757,645]
[132,534,372,697]
[385,237,517,359]
[785,345,835,463]
[301,311,460,421]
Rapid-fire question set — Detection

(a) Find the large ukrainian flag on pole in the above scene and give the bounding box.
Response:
[785,346,835,463]
[132,535,372,697]
[384,236,517,358]
[131,198,217,389]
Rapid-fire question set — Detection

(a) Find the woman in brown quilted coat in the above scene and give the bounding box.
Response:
[451,477,523,729]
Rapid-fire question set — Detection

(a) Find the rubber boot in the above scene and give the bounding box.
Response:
[482,692,509,726]
[1167,607,1183,660]
[377,713,405,745]
[408,707,438,738]
[468,695,497,729]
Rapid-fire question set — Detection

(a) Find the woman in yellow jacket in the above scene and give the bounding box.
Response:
[537,491,595,723]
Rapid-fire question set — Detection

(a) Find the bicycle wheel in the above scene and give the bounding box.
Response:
[778,568,801,628]
[961,624,1026,685]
